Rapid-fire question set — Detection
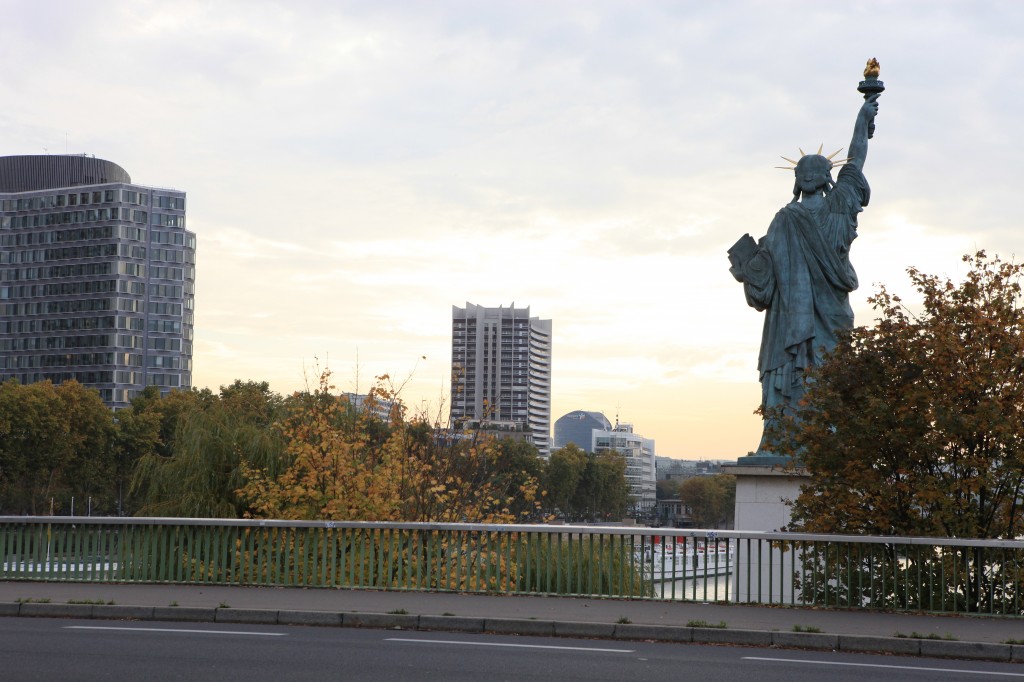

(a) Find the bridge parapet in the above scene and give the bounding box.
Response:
[1,517,1021,616]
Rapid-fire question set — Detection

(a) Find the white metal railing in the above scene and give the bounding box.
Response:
[1,518,1021,616]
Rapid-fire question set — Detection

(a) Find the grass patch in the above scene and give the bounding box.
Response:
[792,624,822,633]
[169,601,179,607]
[516,539,651,598]
[387,608,409,615]
[616,617,632,624]
[67,599,114,605]
[15,598,51,603]
[894,631,958,641]
[687,619,727,629]
[1004,638,1024,645]
[218,602,230,609]
[442,612,455,617]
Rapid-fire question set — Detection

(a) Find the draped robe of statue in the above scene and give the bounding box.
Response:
[739,164,870,449]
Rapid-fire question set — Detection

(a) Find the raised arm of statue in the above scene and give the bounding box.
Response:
[847,93,879,172]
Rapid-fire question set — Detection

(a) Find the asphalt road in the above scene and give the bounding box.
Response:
[1,617,1022,681]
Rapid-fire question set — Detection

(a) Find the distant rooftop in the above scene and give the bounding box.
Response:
[0,154,131,192]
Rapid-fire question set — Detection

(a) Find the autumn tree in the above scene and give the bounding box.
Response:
[238,371,542,524]
[239,375,408,521]
[461,436,544,520]
[780,252,1024,539]
[775,252,1024,613]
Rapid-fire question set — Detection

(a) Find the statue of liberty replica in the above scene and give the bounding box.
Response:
[729,60,883,458]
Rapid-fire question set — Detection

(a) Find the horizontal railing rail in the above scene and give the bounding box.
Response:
[1,518,1021,616]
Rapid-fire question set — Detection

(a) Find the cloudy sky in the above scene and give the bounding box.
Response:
[2,1,1020,458]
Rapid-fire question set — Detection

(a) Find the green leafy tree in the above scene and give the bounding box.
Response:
[0,380,115,514]
[57,380,119,514]
[573,450,630,520]
[656,478,679,500]
[677,474,735,528]
[542,445,631,520]
[543,444,587,516]
[110,403,161,515]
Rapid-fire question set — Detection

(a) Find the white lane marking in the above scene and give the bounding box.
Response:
[386,637,633,653]
[743,656,1024,677]
[65,626,286,637]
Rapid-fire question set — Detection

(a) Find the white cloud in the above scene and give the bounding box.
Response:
[2,1,1022,456]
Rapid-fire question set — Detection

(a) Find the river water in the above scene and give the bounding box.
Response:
[655,574,732,601]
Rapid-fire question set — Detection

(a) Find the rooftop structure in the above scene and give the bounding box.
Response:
[553,410,612,451]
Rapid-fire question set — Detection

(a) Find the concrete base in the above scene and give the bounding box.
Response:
[723,462,807,533]
[722,459,808,604]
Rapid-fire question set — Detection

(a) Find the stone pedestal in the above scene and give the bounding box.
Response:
[722,456,808,603]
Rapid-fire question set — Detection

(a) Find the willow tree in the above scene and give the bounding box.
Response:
[131,381,285,517]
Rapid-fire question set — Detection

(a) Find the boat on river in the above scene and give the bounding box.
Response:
[636,540,733,582]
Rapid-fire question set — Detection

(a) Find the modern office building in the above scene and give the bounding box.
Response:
[342,391,398,423]
[592,422,657,514]
[553,410,612,451]
[450,302,552,456]
[553,409,657,511]
[0,155,194,408]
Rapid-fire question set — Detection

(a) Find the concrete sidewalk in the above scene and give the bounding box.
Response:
[2,581,1022,662]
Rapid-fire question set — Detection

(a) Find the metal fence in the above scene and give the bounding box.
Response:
[1,517,1022,616]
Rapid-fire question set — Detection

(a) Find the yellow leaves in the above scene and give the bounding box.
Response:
[236,368,543,525]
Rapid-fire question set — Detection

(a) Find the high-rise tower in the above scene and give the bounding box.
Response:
[0,155,195,408]
[450,303,552,456]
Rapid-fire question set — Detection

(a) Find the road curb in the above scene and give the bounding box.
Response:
[2,600,1019,663]
[343,612,418,629]
[418,614,484,633]
[920,639,1012,661]
[151,606,216,622]
[215,607,279,625]
[771,631,838,650]
[838,633,921,656]
[613,623,691,642]
[484,617,556,637]
[18,602,94,618]
[93,605,155,621]
[278,609,342,627]
[693,626,771,646]
[554,620,616,639]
